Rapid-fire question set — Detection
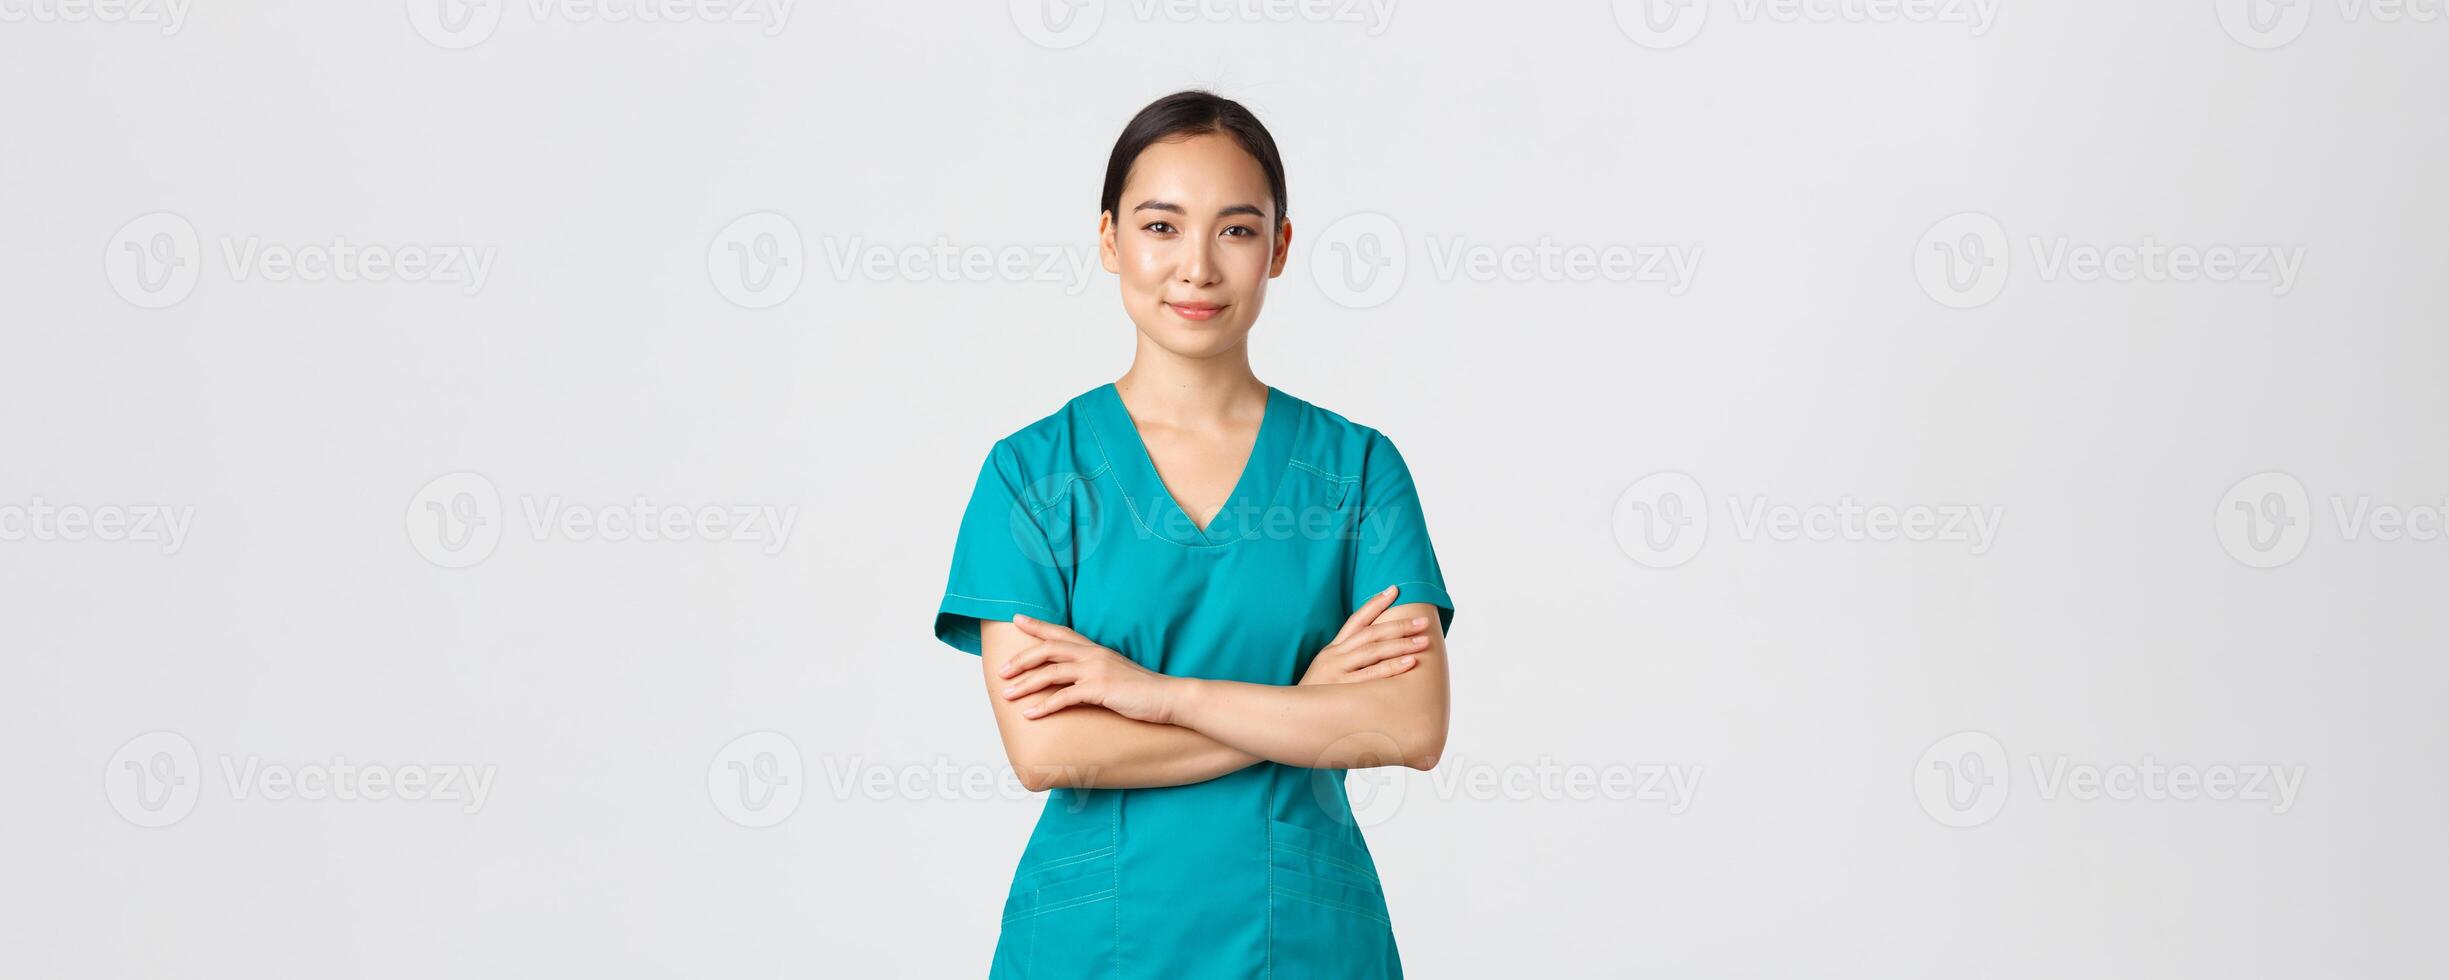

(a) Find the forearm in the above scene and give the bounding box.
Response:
[1006,697,1261,790]
[1167,672,1447,771]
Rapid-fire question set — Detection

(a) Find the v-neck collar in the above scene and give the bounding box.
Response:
[1087,381,1288,547]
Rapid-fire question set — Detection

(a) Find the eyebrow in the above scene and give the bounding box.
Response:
[1132,200,1270,220]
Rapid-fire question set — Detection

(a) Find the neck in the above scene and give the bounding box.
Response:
[1114,335,1266,430]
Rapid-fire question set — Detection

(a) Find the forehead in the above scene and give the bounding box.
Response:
[1121,132,1272,208]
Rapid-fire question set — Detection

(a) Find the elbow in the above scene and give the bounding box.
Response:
[1008,753,1068,793]
[1400,723,1447,772]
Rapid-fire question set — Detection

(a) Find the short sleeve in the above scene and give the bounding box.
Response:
[1348,432,1456,635]
[933,440,1075,655]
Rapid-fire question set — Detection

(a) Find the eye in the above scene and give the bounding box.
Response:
[1221,225,1257,238]
[1142,221,1176,235]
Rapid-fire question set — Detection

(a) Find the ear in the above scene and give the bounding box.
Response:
[1098,210,1121,274]
[1267,217,1293,278]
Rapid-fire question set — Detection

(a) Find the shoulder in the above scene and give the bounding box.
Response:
[1273,387,1411,481]
[976,386,1111,485]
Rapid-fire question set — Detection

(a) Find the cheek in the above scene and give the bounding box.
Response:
[1115,241,1167,288]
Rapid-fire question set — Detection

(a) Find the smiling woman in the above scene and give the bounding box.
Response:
[930,91,1456,979]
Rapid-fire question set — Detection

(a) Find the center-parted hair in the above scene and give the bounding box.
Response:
[1100,90,1289,227]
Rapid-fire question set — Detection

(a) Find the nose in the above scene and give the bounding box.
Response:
[1176,235,1220,288]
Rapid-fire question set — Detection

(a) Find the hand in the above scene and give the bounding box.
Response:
[1298,585,1430,686]
[998,615,1186,724]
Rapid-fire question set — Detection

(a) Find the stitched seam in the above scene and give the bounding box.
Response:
[1270,886,1392,926]
[1026,462,1110,518]
[1021,846,1115,876]
[1272,844,1380,884]
[1373,581,1445,599]
[1286,458,1358,484]
[941,593,1061,615]
[1264,813,1275,980]
[1002,887,1117,924]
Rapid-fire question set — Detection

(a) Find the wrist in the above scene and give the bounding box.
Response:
[1163,676,1208,729]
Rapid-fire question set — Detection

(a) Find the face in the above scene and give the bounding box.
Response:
[1099,132,1292,361]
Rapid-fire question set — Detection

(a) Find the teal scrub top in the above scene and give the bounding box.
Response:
[933,382,1455,979]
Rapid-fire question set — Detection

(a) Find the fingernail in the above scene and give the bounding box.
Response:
[1381,585,1396,596]
[1001,686,1016,696]
[1411,617,1425,627]
[1400,656,1416,666]
[1013,613,1030,623]
[1412,635,1427,646]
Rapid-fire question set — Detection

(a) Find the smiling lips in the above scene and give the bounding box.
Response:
[1166,301,1225,321]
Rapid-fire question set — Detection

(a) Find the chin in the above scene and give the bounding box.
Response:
[1143,324,1252,360]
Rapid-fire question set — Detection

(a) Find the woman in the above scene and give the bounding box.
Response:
[931,90,1456,979]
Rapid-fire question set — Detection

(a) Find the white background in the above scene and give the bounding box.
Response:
[4,0,2445,976]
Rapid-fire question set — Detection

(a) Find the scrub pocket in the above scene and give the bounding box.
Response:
[997,825,1118,977]
[1266,818,1400,977]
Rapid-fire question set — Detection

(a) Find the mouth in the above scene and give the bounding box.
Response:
[1166,301,1226,322]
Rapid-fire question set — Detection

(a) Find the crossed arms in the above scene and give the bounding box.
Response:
[977,586,1450,792]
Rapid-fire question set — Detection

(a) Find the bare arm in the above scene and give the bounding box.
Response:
[1167,602,1449,771]
[979,617,1258,792]
[979,590,1431,790]
[998,597,1450,773]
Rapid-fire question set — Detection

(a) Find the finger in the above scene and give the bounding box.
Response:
[1352,616,1429,647]
[1331,585,1402,645]
[1001,664,1073,701]
[1361,655,1420,681]
[1024,686,1082,719]
[997,641,1053,678]
[1362,634,1431,664]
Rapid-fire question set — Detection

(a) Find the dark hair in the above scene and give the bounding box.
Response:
[1099,90,1289,227]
